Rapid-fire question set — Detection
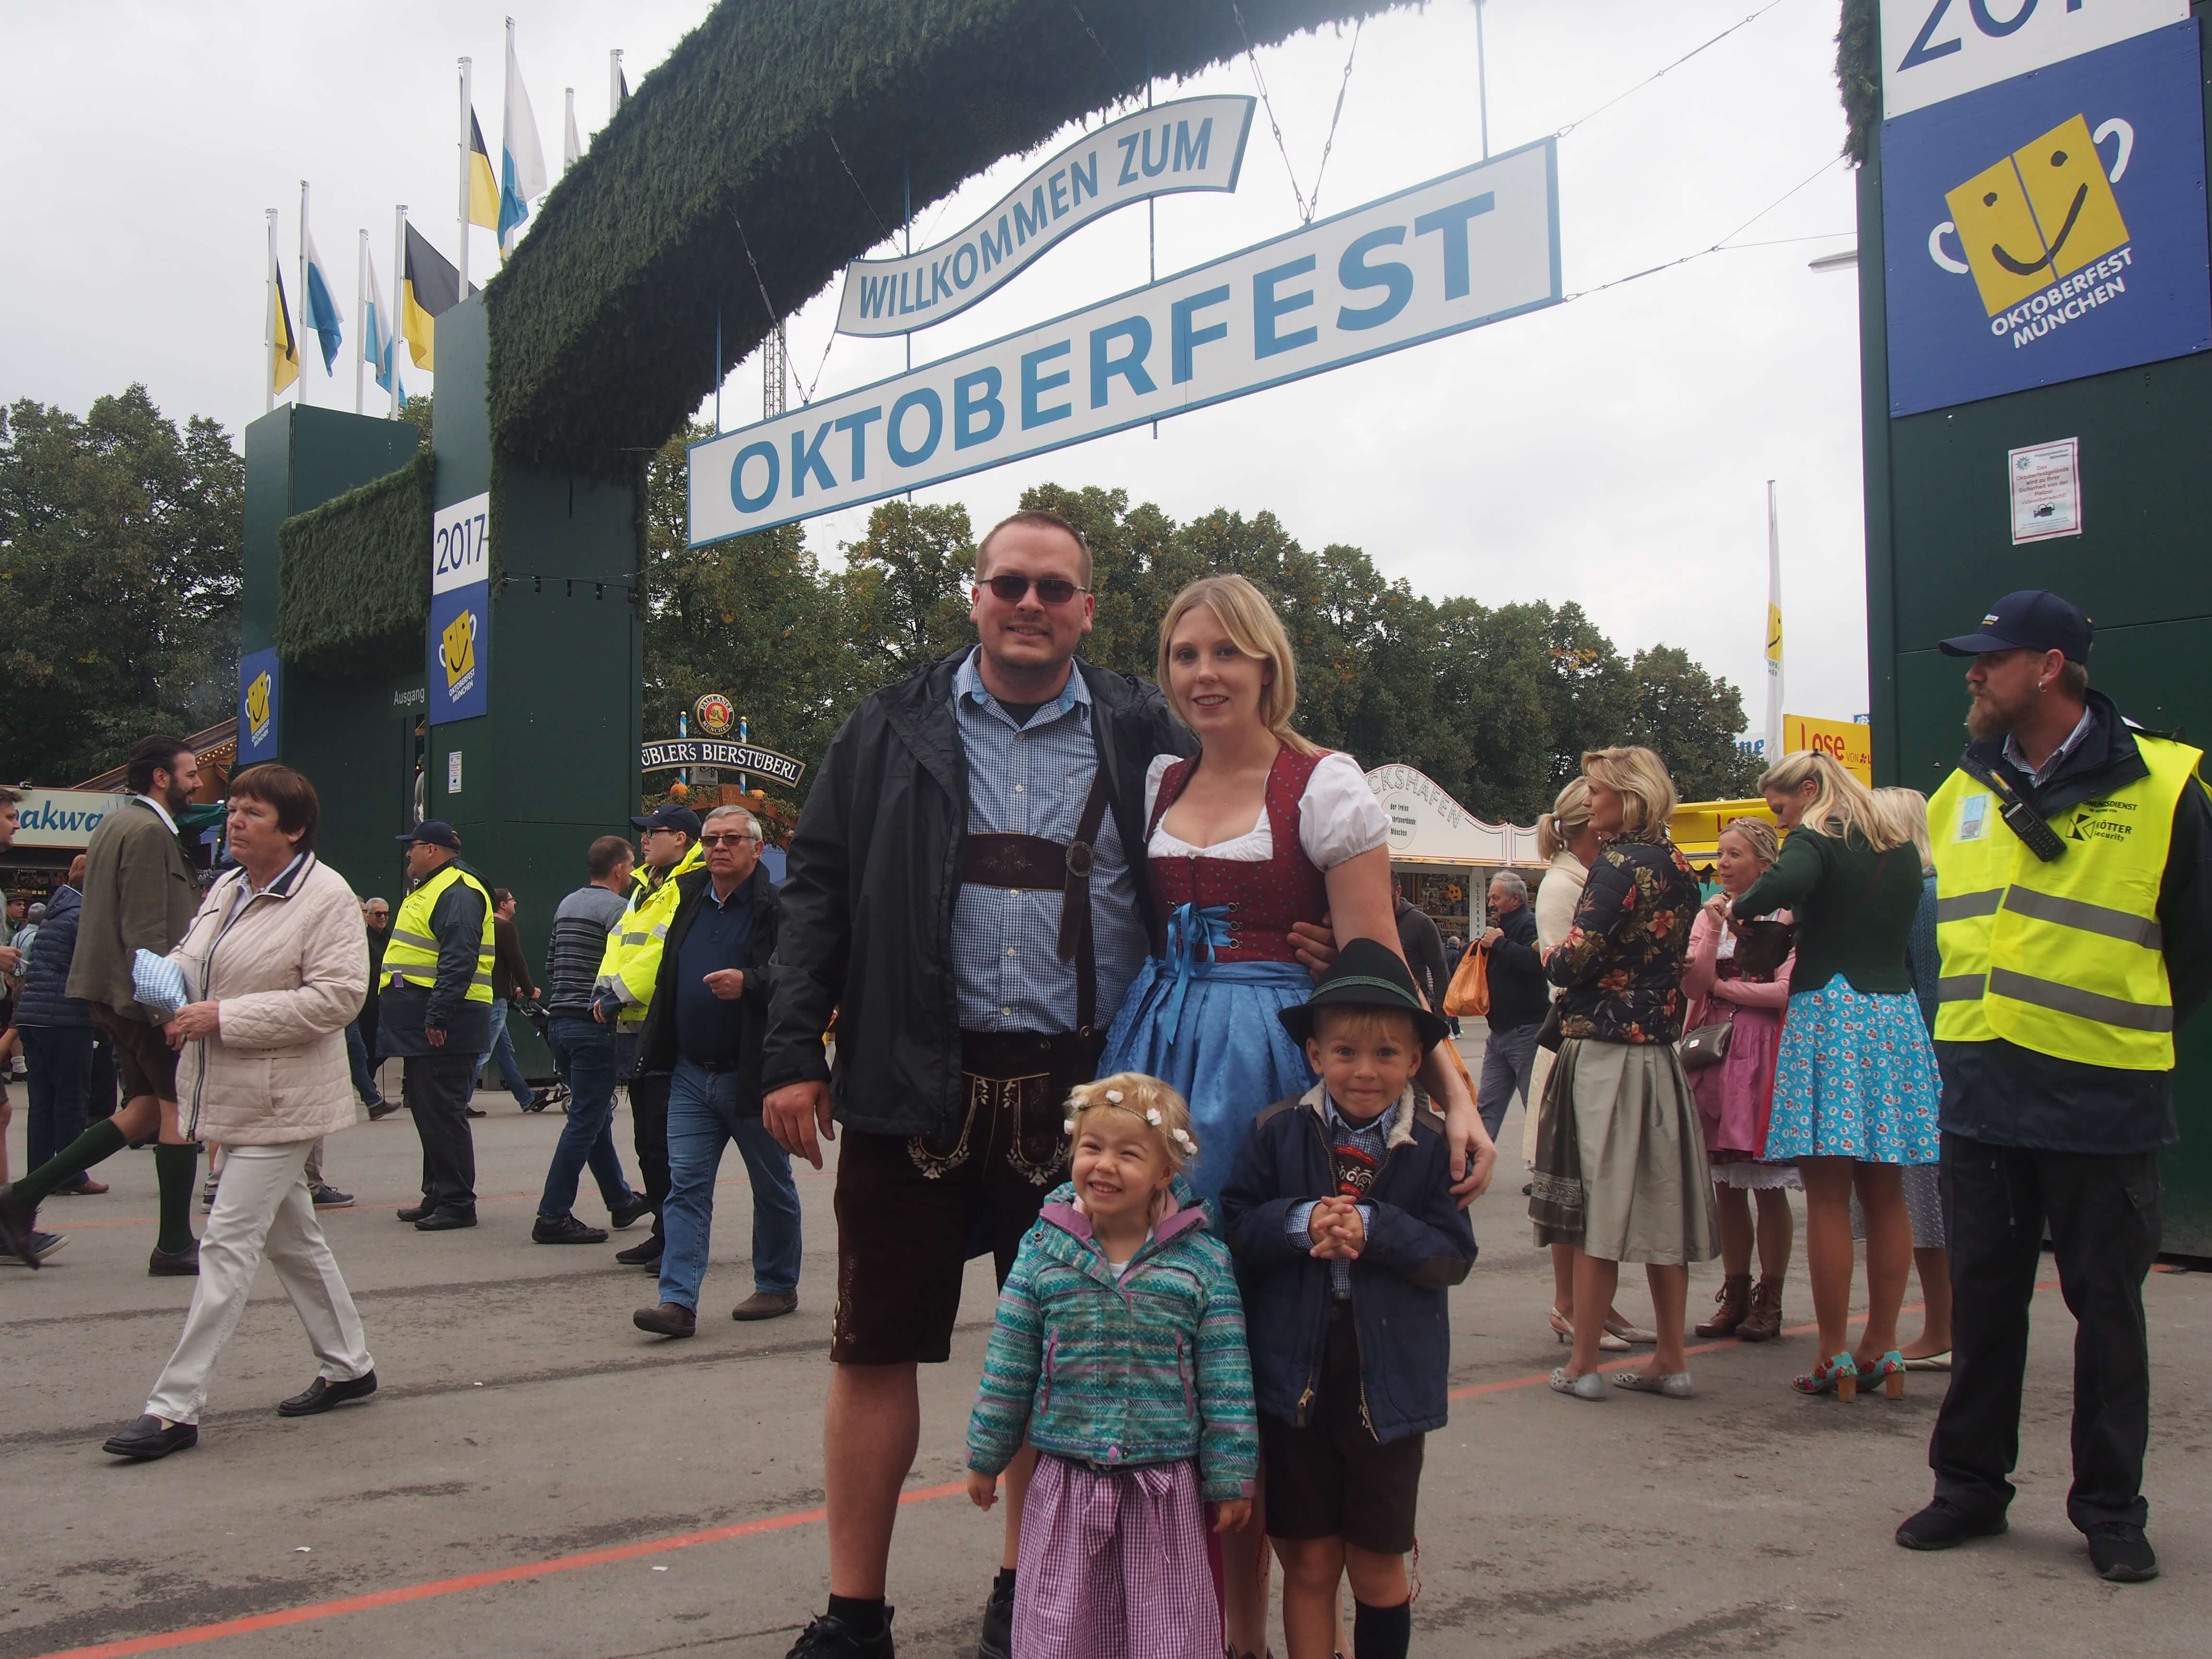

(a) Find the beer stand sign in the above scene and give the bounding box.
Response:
[641,693,805,796]
[427,492,491,725]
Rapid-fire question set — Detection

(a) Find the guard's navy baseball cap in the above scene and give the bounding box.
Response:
[1937,589,2092,663]
[630,802,702,837]
[395,819,462,849]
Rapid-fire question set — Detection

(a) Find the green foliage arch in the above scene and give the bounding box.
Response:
[276,448,434,678]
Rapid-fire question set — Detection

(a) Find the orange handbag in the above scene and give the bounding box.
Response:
[1443,943,1489,1018]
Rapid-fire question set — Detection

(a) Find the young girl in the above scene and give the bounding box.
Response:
[966,1072,1256,1659]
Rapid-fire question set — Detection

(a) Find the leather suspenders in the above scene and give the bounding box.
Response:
[960,768,1114,1038]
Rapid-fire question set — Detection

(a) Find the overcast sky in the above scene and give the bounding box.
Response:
[3,0,1871,735]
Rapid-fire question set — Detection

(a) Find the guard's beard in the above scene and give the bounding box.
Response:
[1965,692,2020,745]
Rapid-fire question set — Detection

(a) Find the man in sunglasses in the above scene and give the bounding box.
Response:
[763,509,1190,1659]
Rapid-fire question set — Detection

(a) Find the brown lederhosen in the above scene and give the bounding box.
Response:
[829,772,1114,1366]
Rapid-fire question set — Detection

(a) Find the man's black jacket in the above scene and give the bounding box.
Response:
[639,862,782,1113]
[1938,688,2212,1154]
[379,859,492,1057]
[1482,902,1548,1030]
[762,650,1190,1139]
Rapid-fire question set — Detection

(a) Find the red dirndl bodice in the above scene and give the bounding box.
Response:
[1145,747,1332,964]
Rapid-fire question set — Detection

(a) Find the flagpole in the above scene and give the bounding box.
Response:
[391,206,407,419]
[264,209,277,415]
[298,180,311,407]
[354,228,367,414]
[457,57,473,298]
[610,49,622,118]
[1765,480,1785,764]
[564,86,575,176]
[503,16,517,264]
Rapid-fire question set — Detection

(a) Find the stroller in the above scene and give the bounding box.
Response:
[512,996,570,1113]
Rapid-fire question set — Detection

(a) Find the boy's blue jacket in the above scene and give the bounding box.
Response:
[1220,1083,1477,1443]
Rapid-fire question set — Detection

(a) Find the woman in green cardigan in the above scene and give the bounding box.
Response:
[1732,751,1940,1402]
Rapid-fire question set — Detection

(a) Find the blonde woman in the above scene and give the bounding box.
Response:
[1732,753,1940,1400]
[1682,817,1799,1342]
[1533,747,1716,1400]
[1099,574,1491,1659]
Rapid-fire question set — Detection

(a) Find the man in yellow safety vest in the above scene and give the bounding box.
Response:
[381,820,496,1232]
[592,801,703,1268]
[1898,591,2212,1585]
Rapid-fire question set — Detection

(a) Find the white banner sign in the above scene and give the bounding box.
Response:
[836,96,1255,337]
[1880,0,2186,120]
[431,491,491,596]
[693,142,1562,545]
[11,788,124,848]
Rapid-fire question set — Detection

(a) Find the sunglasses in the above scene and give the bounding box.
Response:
[980,573,1089,606]
[700,832,759,847]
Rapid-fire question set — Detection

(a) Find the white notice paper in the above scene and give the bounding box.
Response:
[446,750,463,794]
[2009,438,2082,545]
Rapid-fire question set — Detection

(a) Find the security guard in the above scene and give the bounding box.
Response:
[594,802,704,1267]
[382,820,495,1231]
[1898,591,2212,1584]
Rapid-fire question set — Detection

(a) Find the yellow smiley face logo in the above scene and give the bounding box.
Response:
[1946,114,2128,317]
[442,609,477,688]
[244,671,271,732]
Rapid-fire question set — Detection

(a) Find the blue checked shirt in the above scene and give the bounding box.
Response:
[953,649,1148,1034]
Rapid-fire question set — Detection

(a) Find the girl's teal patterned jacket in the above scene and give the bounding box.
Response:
[966,1175,1257,1501]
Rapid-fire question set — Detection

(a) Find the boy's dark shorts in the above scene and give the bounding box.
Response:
[1260,1304,1424,1554]
[93,1006,180,1103]
[830,1030,1096,1366]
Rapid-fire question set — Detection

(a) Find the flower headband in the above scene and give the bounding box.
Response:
[1065,1087,1198,1155]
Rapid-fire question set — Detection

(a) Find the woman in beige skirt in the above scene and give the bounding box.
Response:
[1530,747,1718,1399]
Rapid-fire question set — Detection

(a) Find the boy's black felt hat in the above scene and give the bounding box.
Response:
[1278,938,1452,1052]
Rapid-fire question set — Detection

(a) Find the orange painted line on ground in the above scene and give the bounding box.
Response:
[22,1277,2075,1658]
[28,1483,963,1659]
[37,1176,793,1232]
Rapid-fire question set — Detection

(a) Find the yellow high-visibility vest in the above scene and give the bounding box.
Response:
[594,842,703,1026]
[385,862,495,1005]
[1929,733,2202,1070]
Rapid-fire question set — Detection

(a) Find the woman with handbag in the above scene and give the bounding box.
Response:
[1681,818,1799,1342]
[1731,752,1940,1402]
[1532,748,1717,1400]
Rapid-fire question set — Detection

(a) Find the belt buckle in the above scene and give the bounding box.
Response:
[1065,839,1094,879]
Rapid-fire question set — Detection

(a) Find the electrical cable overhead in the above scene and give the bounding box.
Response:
[1562,153,1843,302]
[1063,0,1124,82]
[729,209,795,410]
[1554,0,1791,138]
[1227,2,1363,223]
[826,131,894,246]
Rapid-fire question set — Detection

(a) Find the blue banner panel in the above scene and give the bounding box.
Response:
[426,580,489,726]
[237,647,281,766]
[1881,20,2211,418]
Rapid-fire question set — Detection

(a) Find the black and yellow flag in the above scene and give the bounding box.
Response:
[271,264,300,394]
[401,222,465,372]
[468,109,500,231]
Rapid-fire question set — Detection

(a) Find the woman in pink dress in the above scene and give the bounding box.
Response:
[1681,817,1798,1342]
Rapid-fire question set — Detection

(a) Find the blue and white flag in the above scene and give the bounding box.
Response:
[499,24,548,256]
[302,226,343,373]
[362,249,402,398]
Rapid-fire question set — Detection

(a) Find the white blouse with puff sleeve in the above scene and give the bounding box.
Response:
[1142,750,1389,868]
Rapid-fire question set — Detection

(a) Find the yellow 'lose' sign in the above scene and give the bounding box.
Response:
[1783,713,1873,785]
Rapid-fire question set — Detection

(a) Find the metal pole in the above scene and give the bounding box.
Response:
[1148,39,1157,439]
[715,301,722,433]
[564,86,575,176]
[610,48,623,118]
[298,180,310,406]
[354,228,367,414]
[264,209,277,415]
[738,715,749,797]
[1474,0,1490,159]
[902,149,912,375]
[457,57,474,298]
[391,205,406,418]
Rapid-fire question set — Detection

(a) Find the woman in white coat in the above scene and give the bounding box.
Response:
[102,765,376,1461]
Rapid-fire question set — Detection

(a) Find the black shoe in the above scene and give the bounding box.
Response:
[533,1214,609,1245]
[2086,1523,2159,1582]
[310,1185,355,1209]
[15,1229,68,1262]
[977,1577,1013,1659]
[0,1183,39,1267]
[147,1241,200,1276]
[397,1203,433,1223]
[102,1414,198,1460]
[523,1089,553,1113]
[1896,1500,2009,1551]
[366,1099,399,1121]
[413,1208,478,1231]
[615,1234,663,1267]
[633,1301,696,1338]
[610,1191,655,1231]
[786,1609,895,1659]
[466,1106,488,1118]
[278,1370,379,1417]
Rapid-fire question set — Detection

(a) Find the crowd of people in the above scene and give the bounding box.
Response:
[0,538,2199,1650]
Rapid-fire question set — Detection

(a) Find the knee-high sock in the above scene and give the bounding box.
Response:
[1353,1598,1411,1659]
[153,1142,201,1254]
[8,1118,127,1211]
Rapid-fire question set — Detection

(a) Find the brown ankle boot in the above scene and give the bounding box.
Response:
[1737,1276,1784,1342]
[1695,1273,1752,1337]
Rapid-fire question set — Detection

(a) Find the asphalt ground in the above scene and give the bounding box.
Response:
[3,1035,2207,1659]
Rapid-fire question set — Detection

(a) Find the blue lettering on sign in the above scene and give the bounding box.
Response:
[1022,340,1073,427]
[1014,187,1050,244]
[835,407,883,480]
[954,243,979,289]
[1172,286,1232,384]
[1116,132,1142,185]
[1090,317,1156,407]
[791,422,837,496]
[1254,256,1318,358]
[1337,227,1414,331]
[1070,150,1098,206]
[980,216,1015,272]
[888,388,943,466]
[1142,127,1170,179]
[954,367,1005,448]
[1174,118,1213,173]
[732,441,779,512]
[1413,194,1495,300]
[858,271,894,319]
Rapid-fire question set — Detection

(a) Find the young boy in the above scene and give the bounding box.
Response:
[1221,939,1477,1659]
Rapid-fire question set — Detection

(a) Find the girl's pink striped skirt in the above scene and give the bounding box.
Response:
[1011,1452,1221,1659]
